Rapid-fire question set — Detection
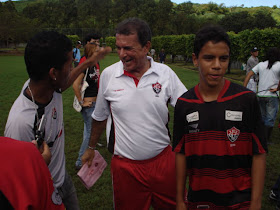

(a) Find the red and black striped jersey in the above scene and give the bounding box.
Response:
[173,79,267,209]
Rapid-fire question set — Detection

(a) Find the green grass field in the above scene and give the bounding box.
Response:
[0,54,280,209]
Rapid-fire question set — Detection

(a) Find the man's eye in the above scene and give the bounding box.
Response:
[220,56,229,61]
[204,56,213,60]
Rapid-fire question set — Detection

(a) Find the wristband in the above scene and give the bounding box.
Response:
[88,145,96,150]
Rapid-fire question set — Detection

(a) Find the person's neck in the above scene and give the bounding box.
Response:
[129,59,151,80]
[199,79,225,102]
[27,80,54,104]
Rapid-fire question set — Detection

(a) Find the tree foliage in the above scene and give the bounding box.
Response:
[1,0,280,48]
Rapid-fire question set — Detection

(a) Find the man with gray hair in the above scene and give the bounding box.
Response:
[82,17,187,209]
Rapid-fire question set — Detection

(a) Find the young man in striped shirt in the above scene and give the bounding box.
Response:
[173,25,267,210]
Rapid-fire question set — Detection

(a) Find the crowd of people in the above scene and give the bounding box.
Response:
[1,17,280,210]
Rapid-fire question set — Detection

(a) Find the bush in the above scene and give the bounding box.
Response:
[67,35,80,47]
[105,37,116,51]
[151,28,280,63]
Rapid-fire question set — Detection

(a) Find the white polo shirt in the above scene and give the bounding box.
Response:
[92,57,187,160]
[253,61,280,97]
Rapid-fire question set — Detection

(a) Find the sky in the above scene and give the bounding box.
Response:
[172,0,280,8]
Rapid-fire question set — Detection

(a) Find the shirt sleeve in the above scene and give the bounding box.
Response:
[252,62,260,75]
[5,114,34,142]
[169,69,187,107]
[92,69,111,121]
[246,57,253,71]
[172,96,188,154]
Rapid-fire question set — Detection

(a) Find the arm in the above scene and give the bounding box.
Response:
[270,80,280,93]
[243,71,255,87]
[176,153,187,210]
[61,46,111,92]
[81,119,107,167]
[249,153,266,210]
[72,72,85,104]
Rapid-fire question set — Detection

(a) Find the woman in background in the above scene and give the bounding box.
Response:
[73,43,100,170]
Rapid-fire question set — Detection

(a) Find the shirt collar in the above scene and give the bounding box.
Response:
[115,56,160,78]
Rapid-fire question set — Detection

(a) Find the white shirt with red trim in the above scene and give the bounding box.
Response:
[5,80,65,188]
[92,57,187,160]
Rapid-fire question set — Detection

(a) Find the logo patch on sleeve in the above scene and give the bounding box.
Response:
[225,110,242,121]
[227,126,240,142]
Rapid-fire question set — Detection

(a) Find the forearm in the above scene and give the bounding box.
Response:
[73,87,83,102]
[64,60,92,91]
[276,81,280,91]
[62,46,111,92]
[250,153,266,210]
[88,119,107,148]
[73,74,84,102]
[243,71,255,87]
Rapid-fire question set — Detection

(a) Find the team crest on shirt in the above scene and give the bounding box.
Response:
[152,82,162,97]
[227,126,240,142]
[52,187,62,205]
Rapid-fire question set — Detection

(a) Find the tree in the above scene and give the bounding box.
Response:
[171,1,199,35]
[58,0,78,28]
[219,11,253,33]
[0,1,35,47]
[253,10,277,29]
[153,0,173,35]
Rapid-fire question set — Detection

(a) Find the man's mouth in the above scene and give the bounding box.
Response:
[123,58,133,64]
[210,74,221,79]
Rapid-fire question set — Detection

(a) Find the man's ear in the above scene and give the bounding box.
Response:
[49,67,57,81]
[144,41,151,53]
[192,53,198,67]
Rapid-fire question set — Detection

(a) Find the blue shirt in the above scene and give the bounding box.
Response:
[73,48,81,62]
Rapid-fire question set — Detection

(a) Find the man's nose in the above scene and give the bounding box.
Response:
[118,48,126,58]
[213,58,221,69]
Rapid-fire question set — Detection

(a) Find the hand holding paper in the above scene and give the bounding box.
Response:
[77,150,107,190]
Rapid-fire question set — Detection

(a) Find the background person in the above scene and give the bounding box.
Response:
[73,43,101,170]
[73,40,82,67]
[150,48,155,59]
[174,25,267,210]
[82,17,187,209]
[159,48,166,63]
[79,32,101,65]
[4,31,111,210]
[244,47,280,144]
[78,32,103,148]
[246,47,259,92]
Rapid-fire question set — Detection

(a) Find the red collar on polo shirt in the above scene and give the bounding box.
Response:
[123,70,139,87]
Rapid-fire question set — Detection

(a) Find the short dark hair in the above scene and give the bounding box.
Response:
[84,32,101,44]
[115,17,151,47]
[24,31,72,81]
[194,25,231,58]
